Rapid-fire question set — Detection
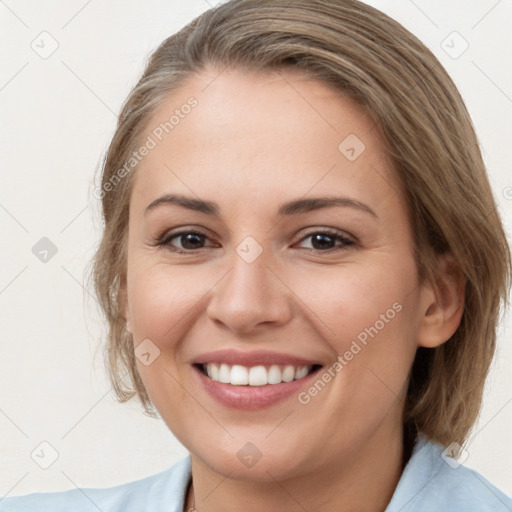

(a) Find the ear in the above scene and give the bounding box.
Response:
[417,253,465,348]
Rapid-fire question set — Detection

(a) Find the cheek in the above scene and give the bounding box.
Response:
[294,256,417,347]
[126,263,203,433]
[127,261,205,342]
[291,266,419,438]
[293,255,419,400]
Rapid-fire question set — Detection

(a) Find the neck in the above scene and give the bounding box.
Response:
[184,426,407,512]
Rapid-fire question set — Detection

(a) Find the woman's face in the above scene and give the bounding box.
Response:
[124,67,428,479]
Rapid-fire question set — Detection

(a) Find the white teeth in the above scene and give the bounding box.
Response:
[218,363,230,383]
[267,365,282,384]
[249,366,267,386]
[230,365,249,385]
[203,363,313,386]
[210,363,220,381]
[281,365,295,382]
[294,366,309,380]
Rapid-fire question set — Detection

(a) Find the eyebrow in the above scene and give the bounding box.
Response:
[144,193,377,219]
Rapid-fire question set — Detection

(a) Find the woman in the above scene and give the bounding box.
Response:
[2,0,510,510]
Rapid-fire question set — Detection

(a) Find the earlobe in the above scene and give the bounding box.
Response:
[417,253,465,349]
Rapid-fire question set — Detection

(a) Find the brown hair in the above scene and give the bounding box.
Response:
[92,0,511,446]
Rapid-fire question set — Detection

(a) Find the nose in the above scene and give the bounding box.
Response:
[206,248,293,335]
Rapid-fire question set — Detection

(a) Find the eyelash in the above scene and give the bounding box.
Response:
[156,228,356,255]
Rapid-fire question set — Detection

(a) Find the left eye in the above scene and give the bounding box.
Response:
[296,231,355,251]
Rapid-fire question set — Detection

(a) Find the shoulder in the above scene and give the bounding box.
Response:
[386,435,512,512]
[0,456,191,512]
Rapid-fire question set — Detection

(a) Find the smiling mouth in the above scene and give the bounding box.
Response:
[195,363,323,386]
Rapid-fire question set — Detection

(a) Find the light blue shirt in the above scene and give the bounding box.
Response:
[1,435,511,511]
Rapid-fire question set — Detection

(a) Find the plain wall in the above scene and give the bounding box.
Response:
[1,0,511,498]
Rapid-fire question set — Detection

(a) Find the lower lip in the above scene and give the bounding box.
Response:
[193,365,321,410]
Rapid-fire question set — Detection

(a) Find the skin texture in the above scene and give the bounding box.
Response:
[124,67,464,512]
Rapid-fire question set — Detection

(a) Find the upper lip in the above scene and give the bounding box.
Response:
[193,349,323,367]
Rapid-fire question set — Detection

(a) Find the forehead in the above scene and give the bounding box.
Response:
[131,67,403,217]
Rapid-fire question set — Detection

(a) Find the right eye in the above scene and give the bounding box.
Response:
[157,229,218,254]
